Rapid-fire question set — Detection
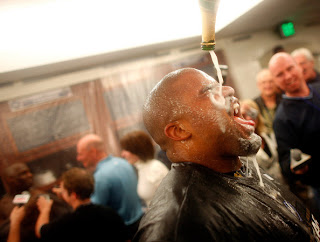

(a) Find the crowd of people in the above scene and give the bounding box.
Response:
[0,46,320,241]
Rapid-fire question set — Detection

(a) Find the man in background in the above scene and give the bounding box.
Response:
[269,52,320,220]
[0,163,71,242]
[291,47,320,85]
[35,167,126,242]
[76,134,144,240]
[0,163,40,227]
[253,68,282,134]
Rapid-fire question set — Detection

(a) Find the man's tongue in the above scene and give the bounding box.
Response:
[234,116,255,126]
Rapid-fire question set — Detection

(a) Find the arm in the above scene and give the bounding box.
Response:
[35,196,53,238]
[7,206,25,242]
[90,174,111,205]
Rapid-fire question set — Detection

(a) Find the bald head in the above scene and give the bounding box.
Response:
[77,134,104,151]
[268,52,307,97]
[3,163,33,195]
[77,134,106,171]
[143,67,260,171]
[143,68,203,149]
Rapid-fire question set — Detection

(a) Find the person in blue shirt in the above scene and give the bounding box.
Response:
[76,134,144,240]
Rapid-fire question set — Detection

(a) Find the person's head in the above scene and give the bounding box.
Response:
[76,134,106,172]
[273,45,285,54]
[143,68,261,172]
[269,52,308,97]
[60,167,94,206]
[240,99,266,136]
[2,163,33,195]
[256,69,277,98]
[291,48,316,82]
[120,130,155,164]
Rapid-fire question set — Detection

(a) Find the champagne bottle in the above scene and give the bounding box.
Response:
[198,0,221,50]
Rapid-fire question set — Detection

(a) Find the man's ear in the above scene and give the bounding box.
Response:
[164,122,191,141]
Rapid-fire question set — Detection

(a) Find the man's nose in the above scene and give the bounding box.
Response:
[284,70,292,80]
[222,86,235,97]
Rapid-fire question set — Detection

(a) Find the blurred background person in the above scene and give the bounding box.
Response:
[0,189,72,242]
[253,69,282,135]
[35,167,126,242]
[269,51,320,221]
[273,45,286,54]
[76,134,143,240]
[120,130,169,209]
[240,99,286,186]
[0,163,42,227]
[291,47,320,85]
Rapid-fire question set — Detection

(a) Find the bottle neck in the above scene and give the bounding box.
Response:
[201,42,216,51]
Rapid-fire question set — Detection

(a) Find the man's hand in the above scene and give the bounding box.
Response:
[37,196,53,214]
[10,206,25,225]
[35,196,53,238]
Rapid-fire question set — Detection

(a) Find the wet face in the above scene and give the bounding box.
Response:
[293,54,315,82]
[121,150,139,164]
[177,70,261,158]
[269,54,304,95]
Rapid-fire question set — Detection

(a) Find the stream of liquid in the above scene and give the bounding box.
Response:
[252,156,264,187]
[209,50,264,187]
[209,50,223,98]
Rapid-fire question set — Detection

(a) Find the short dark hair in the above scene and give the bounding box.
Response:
[120,130,155,162]
[61,167,94,200]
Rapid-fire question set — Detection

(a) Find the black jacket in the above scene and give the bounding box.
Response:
[134,161,317,241]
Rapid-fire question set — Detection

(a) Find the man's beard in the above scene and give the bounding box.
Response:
[238,133,262,156]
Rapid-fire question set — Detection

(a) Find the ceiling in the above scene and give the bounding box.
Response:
[216,0,320,39]
[1,0,320,84]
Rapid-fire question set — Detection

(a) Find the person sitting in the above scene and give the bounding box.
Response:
[35,167,126,242]
[120,130,169,208]
[133,67,319,241]
[291,47,320,85]
[240,99,286,186]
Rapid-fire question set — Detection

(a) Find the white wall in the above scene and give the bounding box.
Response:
[216,24,320,99]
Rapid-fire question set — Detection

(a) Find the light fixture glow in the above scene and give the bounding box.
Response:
[0,0,263,73]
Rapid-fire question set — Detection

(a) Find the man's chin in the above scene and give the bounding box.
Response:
[238,133,262,156]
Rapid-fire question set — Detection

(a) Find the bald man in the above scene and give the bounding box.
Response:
[269,52,320,219]
[0,163,36,227]
[76,134,143,240]
[253,68,282,134]
[133,68,318,241]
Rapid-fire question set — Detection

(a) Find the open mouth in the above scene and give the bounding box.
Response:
[230,99,255,132]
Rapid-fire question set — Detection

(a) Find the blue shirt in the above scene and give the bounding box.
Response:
[91,155,143,225]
